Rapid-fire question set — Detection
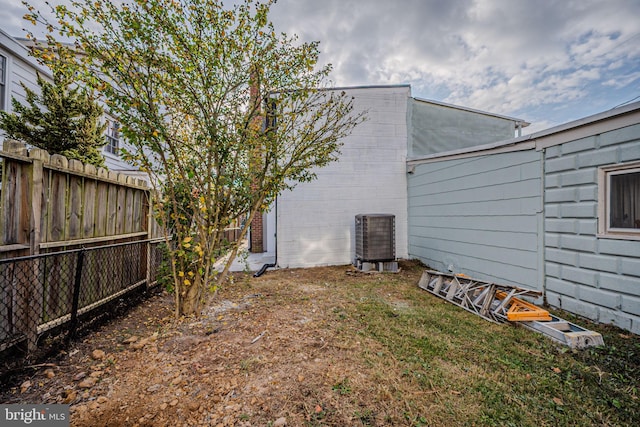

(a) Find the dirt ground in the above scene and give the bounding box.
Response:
[2,262,424,426]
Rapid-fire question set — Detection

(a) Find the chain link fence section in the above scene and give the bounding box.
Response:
[0,238,167,356]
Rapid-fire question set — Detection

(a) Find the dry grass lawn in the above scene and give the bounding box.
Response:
[2,260,638,426]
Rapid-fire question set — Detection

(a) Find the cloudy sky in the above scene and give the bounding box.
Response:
[1,0,639,133]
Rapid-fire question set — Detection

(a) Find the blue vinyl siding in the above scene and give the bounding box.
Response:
[408,150,543,290]
[544,123,640,333]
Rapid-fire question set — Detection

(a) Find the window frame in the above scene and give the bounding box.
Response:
[0,53,7,112]
[597,160,640,240]
[104,118,120,156]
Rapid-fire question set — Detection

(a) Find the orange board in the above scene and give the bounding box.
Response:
[496,290,552,322]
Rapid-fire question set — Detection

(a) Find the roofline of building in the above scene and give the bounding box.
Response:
[0,28,53,78]
[408,100,640,165]
[327,84,411,91]
[412,96,530,127]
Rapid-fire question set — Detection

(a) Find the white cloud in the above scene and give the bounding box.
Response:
[272,0,640,126]
[603,71,640,88]
[2,0,639,129]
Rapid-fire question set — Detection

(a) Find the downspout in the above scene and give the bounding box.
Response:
[253,196,277,277]
[539,148,547,305]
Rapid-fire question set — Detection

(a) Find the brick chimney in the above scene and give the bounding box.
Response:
[249,66,265,253]
[250,213,264,253]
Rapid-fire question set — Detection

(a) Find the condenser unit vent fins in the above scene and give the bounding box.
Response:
[355,214,395,262]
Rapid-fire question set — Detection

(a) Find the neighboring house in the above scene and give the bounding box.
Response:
[0,28,46,124]
[407,102,640,334]
[253,85,526,269]
[0,28,141,177]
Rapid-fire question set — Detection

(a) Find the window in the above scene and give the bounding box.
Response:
[264,98,277,133]
[0,54,6,111]
[598,161,640,238]
[105,119,120,155]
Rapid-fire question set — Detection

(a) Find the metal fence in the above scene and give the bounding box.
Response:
[0,238,167,357]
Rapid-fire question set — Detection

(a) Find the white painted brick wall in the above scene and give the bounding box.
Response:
[276,86,410,268]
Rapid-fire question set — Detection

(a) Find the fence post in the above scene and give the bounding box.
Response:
[28,148,48,256]
[67,249,85,341]
[26,149,47,352]
[146,192,154,288]
[2,142,46,352]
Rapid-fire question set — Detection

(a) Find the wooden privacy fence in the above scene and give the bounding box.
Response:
[0,140,164,352]
[0,140,161,259]
[0,139,244,257]
[0,140,246,355]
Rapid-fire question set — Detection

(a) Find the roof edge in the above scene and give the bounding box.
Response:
[0,28,53,77]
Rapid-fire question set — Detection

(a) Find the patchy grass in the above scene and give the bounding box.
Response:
[4,260,638,427]
[284,260,640,426]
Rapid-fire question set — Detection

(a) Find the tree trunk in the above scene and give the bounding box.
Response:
[179,277,203,316]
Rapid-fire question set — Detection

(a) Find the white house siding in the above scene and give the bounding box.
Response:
[408,149,543,291]
[0,30,48,119]
[103,149,137,172]
[544,123,640,334]
[7,54,42,107]
[0,30,141,175]
[275,85,410,268]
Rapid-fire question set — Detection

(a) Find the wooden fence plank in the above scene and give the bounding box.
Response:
[132,191,142,232]
[116,186,126,235]
[40,167,50,245]
[68,175,83,240]
[107,184,118,236]
[125,187,134,233]
[95,181,108,237]
[2,161,21,245]
[49,169,68,243]
[83,179,96,239]
[0,145,165,354]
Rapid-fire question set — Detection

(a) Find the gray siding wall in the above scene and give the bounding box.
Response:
[409,99,516,158]
[408,149,543,290]
[544,123,640,334]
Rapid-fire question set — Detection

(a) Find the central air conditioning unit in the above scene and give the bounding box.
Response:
[355,214,395,262]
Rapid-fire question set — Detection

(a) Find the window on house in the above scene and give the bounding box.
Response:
[598,161,640,238]
[0,54,6,111]
[264,98,277,133]
[105,119,120,155]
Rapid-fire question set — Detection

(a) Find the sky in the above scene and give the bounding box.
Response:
[1,0,639,134]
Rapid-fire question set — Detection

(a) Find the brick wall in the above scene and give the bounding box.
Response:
[250,214,264,253]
